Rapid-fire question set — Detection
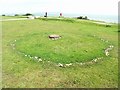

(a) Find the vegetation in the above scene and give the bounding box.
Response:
[23,13,33,16]
[14,14,20,16]
[2,17,118,88]
[77,16,83,19]
[77,16,88,20]
[2,14,5,16]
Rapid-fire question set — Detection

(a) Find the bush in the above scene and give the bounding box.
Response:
[2,14,5,16]
[84,16,88,20]
[106,24,111,27]
[14,14,19,16]
[23,13,33,16]
[77,16,83,19]
[77,16,88,20]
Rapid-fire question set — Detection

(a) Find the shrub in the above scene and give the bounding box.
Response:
[106,24,111,27]
[77,16,83,19]
[2,14,5,16]
[84,16,88,20]
[23,13,33,16]
[77,16,88,20]
[14,14,19,16]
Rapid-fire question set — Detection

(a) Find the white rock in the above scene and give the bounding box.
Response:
[38,59,42,62]
[105,51,109,56]
[58,63,63,67]
[89,61,93,64]
[110,45,114,48]
[97,58,101,60]
[94,59,97,62]
[35,56,38,59]
[12,44,15,46]
[65,63,72,66]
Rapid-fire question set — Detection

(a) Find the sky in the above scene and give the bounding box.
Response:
[0,0,119,15]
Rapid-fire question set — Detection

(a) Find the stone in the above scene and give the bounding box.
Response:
[38,59,42,62]
[49,34,61,40]
[35,56,38,59]
[58,63,63,67]
[105,51,109,56]
[80,63,83,65]
[94,59,97,62]
[65,63,72,66]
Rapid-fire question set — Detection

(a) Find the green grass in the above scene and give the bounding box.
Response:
[0,16,26,20]
[15,21,109,64]
[2,17,118,88]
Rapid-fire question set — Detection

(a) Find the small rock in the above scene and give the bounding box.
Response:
[12,44,15,46]
[58,63,63,67]
[105,51,109,56]
[110,45,114,48]
[38,59,42,62]
[94,59,97,62]
[65,63,72,66]
[88,61,93,64]
[35,56,38,59]
[49,34,61,40]
[97,58,101,60]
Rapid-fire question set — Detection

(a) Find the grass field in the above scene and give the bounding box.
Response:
[2,17,118,88]
[0,16,27,20]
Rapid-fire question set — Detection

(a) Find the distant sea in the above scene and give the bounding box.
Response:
[6,12,118,23]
